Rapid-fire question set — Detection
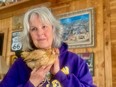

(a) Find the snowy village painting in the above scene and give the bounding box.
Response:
[59,8,94,48]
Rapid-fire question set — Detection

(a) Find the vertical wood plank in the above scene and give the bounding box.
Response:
[110,0,116,86]
[103,0,112,87]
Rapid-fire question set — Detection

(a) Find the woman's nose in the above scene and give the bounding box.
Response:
[36,28,44,36]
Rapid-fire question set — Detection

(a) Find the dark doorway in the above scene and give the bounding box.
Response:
[0,33,4,55]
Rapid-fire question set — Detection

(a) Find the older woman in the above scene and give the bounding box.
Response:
[0,7,96,87]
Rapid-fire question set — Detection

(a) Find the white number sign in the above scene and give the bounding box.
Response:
[11,32,22,51]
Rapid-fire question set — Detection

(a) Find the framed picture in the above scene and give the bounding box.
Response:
[58,8,95,48]
[78,52,94,76]
[12,14,24,30]
[11,31,22,52]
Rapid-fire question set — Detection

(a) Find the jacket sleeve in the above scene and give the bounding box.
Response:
[0,59,34,87]
[17,81,34,87]
[54,61,96,87]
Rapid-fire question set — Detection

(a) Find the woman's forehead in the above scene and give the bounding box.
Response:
[29,13,50,25]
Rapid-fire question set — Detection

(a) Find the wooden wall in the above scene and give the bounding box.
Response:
[109,0,116,86]
[0,0,114,87]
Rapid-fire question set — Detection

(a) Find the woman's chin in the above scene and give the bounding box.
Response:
[36,45,51,49]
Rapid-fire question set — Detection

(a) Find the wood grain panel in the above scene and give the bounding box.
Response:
[103,0,112,87]
[110,0,116,87]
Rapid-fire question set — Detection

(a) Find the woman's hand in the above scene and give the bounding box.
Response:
[50,57,60,75]
[29,65,52,87]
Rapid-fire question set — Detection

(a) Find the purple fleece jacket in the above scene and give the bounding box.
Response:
[0,43,96,87]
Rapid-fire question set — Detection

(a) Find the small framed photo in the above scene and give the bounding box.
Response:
[12,14,24,30]
[78,52,94,76]
[11,31,22,52]
[58,8,95,48]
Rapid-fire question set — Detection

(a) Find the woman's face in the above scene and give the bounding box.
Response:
[29,14,53,49]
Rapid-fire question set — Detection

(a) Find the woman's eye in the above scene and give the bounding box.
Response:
[42,25,47,29]
[30,27,37,31]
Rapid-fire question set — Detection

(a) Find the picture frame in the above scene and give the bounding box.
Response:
[11,31,22,52]
[78,52,94,76]
[58,8,95,48]
[12,14,24,30]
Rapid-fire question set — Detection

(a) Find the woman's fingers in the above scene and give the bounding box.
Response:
[50,57,60,75]
[32,65,52,76]
[29,65,53,86]
[44,65,52,73]
[31,68,37,74]
[35,65,52,74]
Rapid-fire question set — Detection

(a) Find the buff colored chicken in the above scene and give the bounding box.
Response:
[21,48,59,69]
